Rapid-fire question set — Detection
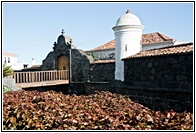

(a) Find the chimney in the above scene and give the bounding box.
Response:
[32,58,36,66]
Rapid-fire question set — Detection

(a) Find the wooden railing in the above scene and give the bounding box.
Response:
[12,70,69,84]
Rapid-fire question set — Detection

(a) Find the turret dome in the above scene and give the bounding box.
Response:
[115,10,142,26]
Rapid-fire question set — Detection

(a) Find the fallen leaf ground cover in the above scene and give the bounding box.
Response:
[3,90,193,130]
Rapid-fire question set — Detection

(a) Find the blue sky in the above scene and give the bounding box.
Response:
[2,2,194,64]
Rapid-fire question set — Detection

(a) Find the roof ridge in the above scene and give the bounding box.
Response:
[89,39,115,51]
[157,32,172,41]
[143,42,193,52]
[142,32,159,35]
[3,52,18,57]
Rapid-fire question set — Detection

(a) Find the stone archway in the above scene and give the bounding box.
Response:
[58,55,69,70]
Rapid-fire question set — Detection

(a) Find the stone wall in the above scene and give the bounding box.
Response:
[89,62,115,82]
[121,53,193,112]
[124,53,193,89]
[60,51,193,113]
[109,84,193,113]
[71,49,93,82]
[41,52,55,70]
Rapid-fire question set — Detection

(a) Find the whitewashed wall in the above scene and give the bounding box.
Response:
[142,41,174,51]
[89,49,115,60]
[3,55,26,70]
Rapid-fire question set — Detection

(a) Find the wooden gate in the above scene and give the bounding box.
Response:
[58,55,68,70]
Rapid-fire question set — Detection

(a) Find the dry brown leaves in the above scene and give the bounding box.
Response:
[3,90,193,130]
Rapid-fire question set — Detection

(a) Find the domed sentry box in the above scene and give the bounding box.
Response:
[112,10,144,81]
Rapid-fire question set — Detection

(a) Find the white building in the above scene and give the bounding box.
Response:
[3,52,30,70]
[86,32,184,60]
[85,10,185,81]
[3,52,18,65]
[3,52,21,70]
[85,11,184,60]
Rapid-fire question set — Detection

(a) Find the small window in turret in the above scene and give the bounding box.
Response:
[125,44,127,51]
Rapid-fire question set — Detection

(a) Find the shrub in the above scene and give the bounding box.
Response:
[3,63,13,78]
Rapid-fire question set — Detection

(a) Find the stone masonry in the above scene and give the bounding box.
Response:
[124,53,193,90]
[89,61,115,82]
[41,30,94,82]
[71,49,93,82]
[121,51,193,112]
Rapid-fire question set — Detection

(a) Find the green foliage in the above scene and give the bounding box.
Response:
[3,63,13,77]
[3,85,11,93]
[87,79,91,83]
[87,52,98,60]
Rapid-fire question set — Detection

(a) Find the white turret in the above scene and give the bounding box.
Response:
[112,10,144,81]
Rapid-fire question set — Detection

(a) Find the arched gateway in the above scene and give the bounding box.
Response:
[41,29,94,82]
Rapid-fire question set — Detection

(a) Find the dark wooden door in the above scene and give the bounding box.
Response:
[58,55,68,70]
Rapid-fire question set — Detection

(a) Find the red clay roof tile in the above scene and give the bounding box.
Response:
[88,32,173,51]
[123,42,193,59]
[142,32,172,44]
[3,52,18,57]
[89,40,116,51]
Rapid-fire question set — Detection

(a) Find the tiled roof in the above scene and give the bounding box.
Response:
[3,52,17,57]
[29,65,41,69]
[123,42,193,60]
[88,40,116,51]
[22,65,41,71]
[142,32,172,44]
[91,60,115,64]
[88,32,173,51]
